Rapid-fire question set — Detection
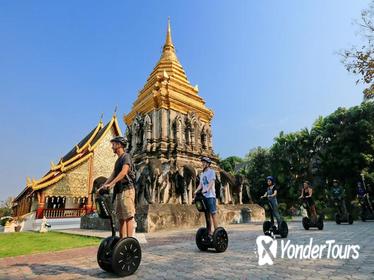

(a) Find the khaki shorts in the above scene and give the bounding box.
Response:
[115,187,136,220]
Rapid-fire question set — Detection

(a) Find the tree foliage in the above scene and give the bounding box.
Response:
[0,197,14,218]
[341,1,374,100]
[222,102,374,207]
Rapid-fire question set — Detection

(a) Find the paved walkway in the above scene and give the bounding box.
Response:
[0,222,373,279]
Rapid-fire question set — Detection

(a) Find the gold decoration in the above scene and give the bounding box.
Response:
[124,19,214,125]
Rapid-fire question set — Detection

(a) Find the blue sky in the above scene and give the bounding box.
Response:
[0,1,370,200]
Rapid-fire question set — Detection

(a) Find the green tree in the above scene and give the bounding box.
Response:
[341,0,374,100]
[0,197,14,218]
[244,147,271,200]
[219,156,243,173]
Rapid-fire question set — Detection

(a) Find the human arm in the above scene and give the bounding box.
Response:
[195,183,203,194]
[104,164,130,190]
[268,189,277,198]
[306,188,312,198]
[299,188,304,199]
[96,171,115,193]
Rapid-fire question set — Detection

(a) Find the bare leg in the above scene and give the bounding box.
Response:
[211,214,218,233]
[311,205,317,223]
[119,219,127,239]
[126,217,134,237]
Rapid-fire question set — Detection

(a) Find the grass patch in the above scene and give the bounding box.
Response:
[0,231,101,258]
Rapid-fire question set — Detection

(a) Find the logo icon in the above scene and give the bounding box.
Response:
[256,235,277,266]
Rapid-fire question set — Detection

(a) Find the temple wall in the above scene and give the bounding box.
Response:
[92,128,117,180]
[44,160,89,197]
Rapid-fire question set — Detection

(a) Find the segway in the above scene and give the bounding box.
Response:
[300,198,324,230]
[260,197,288,238]
[358,195,374,222]
[95,189,141,276]
[333,198,353,225]
[194,191,228,252]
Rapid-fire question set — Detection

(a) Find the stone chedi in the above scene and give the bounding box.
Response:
[125,19,217,206]
[122,20,263,232]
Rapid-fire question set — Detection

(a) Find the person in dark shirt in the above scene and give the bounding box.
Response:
[357,181,373,214]
[261,176,282,228]
[299,181,317,223]
[330,179,347,215]
[97,136,136,238]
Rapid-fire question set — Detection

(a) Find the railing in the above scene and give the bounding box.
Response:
[40,208,87,219]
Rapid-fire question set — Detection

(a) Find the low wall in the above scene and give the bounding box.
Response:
[81,203,264,233]
[135,203,264,232]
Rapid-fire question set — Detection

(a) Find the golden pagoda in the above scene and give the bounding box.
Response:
[124,19,216,169]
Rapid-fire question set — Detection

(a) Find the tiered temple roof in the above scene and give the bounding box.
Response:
[20,115,121,195]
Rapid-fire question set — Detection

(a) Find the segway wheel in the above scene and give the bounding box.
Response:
[317,216,324,230]
[213,227,228,253]
[97,236,120,272]
[196,227,209,251]
[335,214,341,225]
[361,215,366,222]
[302,217,310,230]
[112,237,141,277]
[279,221,288,238]
[263,221,272,234]
[348,214,354,225]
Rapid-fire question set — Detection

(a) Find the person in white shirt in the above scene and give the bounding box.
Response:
[194,157,218,237]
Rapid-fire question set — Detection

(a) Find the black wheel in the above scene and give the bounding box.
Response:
[263,221,272,234]
[317,216,324,230]
[213,227,228,253]
[302,217,310,230]
[335,214,341,225]
[112,237,141,277]
[196,227,209,251]
[97,236,120,272]
[279,221,288,238]
[361,215,366,222]
[348,214,354,225]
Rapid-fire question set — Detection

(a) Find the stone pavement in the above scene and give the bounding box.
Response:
[0,221,373,279]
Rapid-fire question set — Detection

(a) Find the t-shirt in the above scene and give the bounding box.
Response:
[113,153,134,194]
[267,185,278,205]
[200,168,216,198]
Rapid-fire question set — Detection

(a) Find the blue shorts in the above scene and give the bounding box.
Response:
[205,197,217,214]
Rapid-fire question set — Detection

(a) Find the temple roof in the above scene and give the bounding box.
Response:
[124,18,213,125]
[24,115,122,192]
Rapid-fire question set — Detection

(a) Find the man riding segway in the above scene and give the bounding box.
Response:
[95,136,141,276]
[194,156,228,252]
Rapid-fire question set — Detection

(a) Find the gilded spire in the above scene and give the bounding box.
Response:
[161,17,177,60]
[125,18,214,125]
[164,17,174,51]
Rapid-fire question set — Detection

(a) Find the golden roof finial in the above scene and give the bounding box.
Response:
[113,105,118,118]
[99,113,104,123]
[164,17,174,48]
[163,17,174,52]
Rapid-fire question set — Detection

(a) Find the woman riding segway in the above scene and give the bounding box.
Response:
[260,176,288,238]
[299,181,324,230]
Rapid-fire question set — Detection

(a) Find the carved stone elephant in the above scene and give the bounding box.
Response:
[218,172,253,205]
[173,164,197,204]
[219,170,236,204]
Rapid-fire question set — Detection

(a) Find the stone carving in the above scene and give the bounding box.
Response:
[124,111,253,207]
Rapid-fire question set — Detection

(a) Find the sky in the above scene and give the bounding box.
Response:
[0,0,370,201]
